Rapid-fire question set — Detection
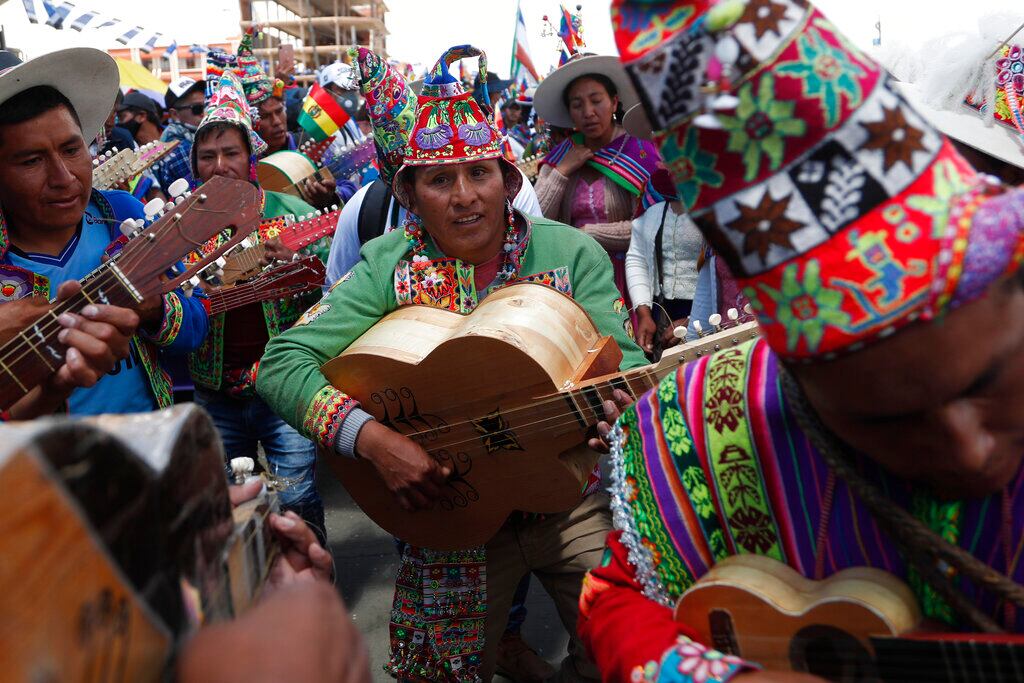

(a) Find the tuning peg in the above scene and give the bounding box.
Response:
[693,319,705,337]
[215,256,227,268]
[168,178,190,198]
[92,158,100,167]
[189,275,201,288]
[743,303,753,316]
[240,238,253,249]
[708,313,722,332]
[119,218,139,237]
[330,204,339,212]
[711,94,740,111]
[673,325,688,341]
[182,282,194,297]
[727,308,739,322]
[694,113,724,130]
[143,197,164,220]
[230,456,255,485]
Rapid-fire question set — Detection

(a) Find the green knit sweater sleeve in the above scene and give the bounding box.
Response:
[255,231,402,449]
[557,225,648,371]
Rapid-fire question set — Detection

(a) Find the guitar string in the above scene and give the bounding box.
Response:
[369,323,758,445]
[208,282,320,314]
[0,196,234,373]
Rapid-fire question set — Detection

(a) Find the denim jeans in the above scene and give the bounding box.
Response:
[195,388,326,542]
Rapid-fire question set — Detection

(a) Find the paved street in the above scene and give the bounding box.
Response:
[318,466,571,682]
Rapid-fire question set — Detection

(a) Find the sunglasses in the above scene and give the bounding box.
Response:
[174,103,205,116]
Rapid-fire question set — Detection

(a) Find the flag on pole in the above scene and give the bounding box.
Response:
[95,16,118,28]
[22,0,39,23]
[116,25,143,45]
[164,41,178,58]
[70,10,97,30]
[297,82,350,141]
[509,3,540,87]
[189,44,210,54]
[44,1,73,29]
[558,5,582,54]
[141,32,162,53]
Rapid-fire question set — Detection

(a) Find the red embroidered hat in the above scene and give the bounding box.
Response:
[611,0,1024,361]
[391,45,522,209]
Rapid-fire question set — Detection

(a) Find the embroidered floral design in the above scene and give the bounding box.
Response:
[146,292,184,346]
[458,121,492,147]
[294,301,331,327]
[860,105,927,172]
[739,0,790,40]
[613,5,695,57]
[659,126,725,210]
[906,160,971,238]
[755,259,850,354]
[705,385,745,434]
[997,45,1024,93]
[415,124,455,150]
[302,386,359,449]
[717,74,807,181]
[673,637,747,682]
[726,191,805,264]
[682,466,716,519]
[775,27,867,128]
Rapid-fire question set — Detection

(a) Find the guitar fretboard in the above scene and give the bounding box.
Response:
[0,266,138,409]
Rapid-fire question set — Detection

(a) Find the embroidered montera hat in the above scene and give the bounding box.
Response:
[611,0,1024,361]
[391,45,522,209]
[237,27,285,106]
[350,46,417,184]
[191,69,268,174]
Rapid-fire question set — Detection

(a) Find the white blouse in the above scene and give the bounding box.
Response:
[625,201,703,308]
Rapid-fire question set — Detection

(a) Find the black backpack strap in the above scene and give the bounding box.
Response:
[653,202,670,301]
[357,179,394,245]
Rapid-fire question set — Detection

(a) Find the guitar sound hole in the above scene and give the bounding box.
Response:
[790,625,880,683]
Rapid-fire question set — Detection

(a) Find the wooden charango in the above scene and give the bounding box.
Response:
[675,554,1024,682]
[322,282,759,550]
[0,406,279,681]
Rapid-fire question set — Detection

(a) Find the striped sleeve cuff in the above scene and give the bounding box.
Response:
[301,386,361,451]
[634,636,757,683]
[143,292,184,346]
[334,407,375,458]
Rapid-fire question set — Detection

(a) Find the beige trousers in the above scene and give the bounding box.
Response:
[480,492,612,682]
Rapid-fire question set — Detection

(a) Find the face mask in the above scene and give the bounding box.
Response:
[120,117,142,138]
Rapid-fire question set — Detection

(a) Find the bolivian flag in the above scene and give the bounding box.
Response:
[298,82,350,141]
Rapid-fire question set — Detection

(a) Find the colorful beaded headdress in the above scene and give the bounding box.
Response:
[611,0,1024,361]
[236,27,285,106]
[350,46,417,184]
[391,45,522,209]
[191,69,268,174]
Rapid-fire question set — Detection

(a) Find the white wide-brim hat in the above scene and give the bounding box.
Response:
[533,54,640,129]
[896,82,1024,171]
[0,48,119,143]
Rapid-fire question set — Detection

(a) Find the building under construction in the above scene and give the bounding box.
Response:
[239,0,387,74]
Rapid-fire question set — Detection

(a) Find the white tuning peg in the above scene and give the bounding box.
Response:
[119,218,139,237]
[240,238,253,249]
[315,209,323,216]
[711,94,740,111]
[727,308,739,322]
[163,201,175,213]
[182,283,194,297]
[168,178,190,198]
[694,113,724,130]
[143,197,164,219]
[714,35,741,65]
[92,158,100,167]
[743,303,754,316]
[215,256,227,268]
[693,319,704,337]
[230,456,255,484]
[188,275,201,288]
[330,204,339,212]
[673,325,688,340]
[708,313,722,331]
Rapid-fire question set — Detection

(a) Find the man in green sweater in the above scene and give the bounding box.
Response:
[257,46,645,682]
[185,67,326,539]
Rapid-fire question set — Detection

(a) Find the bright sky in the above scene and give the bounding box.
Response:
[1,0,1021,70]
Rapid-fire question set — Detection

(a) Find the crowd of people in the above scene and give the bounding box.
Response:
[3,0,1024,681]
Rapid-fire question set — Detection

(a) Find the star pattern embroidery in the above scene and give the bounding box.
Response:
[860,105,927,172]
[740,0,790,41]
[726,192,805,264]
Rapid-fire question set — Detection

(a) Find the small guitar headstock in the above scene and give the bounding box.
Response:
[656,307,761,370]
[113,176,262,298]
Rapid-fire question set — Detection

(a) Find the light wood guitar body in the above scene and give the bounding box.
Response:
[322,283,760,550]
[677,554,1024,681]
[0,406,279,681]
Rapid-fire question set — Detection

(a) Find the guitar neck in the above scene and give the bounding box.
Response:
[0,266,139,410]
[560,320,761,426]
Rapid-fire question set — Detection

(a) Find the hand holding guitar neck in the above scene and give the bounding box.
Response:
[0,176,261,410]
